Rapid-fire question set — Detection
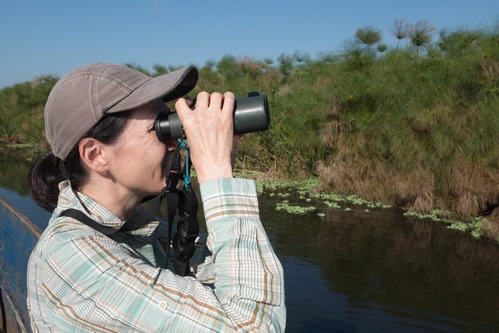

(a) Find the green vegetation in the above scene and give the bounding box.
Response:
[256,176,393,215]
[1,21,498,230]
[0,75,57,150]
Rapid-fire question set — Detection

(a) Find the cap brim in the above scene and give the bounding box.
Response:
[107,65,198,113]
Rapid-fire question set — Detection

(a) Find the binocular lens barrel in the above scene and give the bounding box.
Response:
[155,92,270,141]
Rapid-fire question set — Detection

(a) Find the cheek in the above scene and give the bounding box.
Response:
[112,134,167,174]
[143,140,168,167]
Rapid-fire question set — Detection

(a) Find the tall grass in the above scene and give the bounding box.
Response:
[315,28,498,217]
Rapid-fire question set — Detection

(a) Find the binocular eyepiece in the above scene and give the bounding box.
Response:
[155,92,270,141]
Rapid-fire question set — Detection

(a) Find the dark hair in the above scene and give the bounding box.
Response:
[28,111,131,212]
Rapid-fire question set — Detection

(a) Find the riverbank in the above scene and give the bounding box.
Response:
[234,171,499,243]
[0,144,497,244]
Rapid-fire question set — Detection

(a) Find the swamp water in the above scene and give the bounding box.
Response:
[1,152,499,332]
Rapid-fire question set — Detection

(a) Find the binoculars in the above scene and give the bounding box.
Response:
[155,92,270,141]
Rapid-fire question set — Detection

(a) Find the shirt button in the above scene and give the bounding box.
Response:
[159,301,168,311]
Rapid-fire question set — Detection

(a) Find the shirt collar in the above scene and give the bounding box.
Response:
[55,180,159,236]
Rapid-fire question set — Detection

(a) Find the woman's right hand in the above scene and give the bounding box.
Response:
[175,92,236,183]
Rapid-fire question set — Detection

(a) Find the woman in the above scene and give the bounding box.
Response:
[27,63,286,332]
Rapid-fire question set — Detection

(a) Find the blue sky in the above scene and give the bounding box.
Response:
[0,0,497,89]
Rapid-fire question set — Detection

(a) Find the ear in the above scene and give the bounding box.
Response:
[78,138,108,174]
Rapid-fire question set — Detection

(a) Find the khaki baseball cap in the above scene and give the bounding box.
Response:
[45,62,198,160]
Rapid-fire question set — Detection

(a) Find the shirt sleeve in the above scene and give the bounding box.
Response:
[37,178,286,332]
[200,178,286,329]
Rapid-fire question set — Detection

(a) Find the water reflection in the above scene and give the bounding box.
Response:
[259,192,499,332]
[1,150,499,332]
[0,149,33,195]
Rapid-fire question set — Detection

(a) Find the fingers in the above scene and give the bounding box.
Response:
[208,92,222,112]
[194,91,210,111]
[221,92,235,115]
[184,96,195,108]
[176,91,234,123]
[175,97,191,114]
[173,91,237,182]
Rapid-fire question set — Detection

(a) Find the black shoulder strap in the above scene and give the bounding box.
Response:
[120,195,162,232]
[60,194,163,236]
[59,209,118,236]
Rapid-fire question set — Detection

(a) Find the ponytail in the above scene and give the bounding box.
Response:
[28,151,66,212]
[28,146,88,213]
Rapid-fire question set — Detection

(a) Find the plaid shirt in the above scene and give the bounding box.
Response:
[27,179,286,332]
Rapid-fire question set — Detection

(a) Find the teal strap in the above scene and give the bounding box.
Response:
[177,138,191,188]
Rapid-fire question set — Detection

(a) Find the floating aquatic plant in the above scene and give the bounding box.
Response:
[275,202,316,215]
[404,210,484,238]
[324,201,341,209]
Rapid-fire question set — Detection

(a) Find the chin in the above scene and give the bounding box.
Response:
[141,184,164,197]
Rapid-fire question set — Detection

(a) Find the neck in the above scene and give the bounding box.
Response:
[79,176,141,221]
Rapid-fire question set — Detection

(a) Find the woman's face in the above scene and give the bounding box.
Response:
[105,100,176,198]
